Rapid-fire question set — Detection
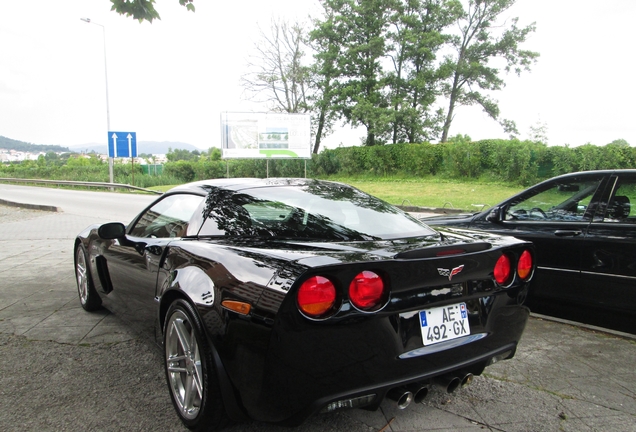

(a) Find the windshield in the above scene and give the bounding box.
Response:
[197,181,436,241]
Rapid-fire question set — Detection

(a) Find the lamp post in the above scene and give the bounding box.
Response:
[80,17,114,184]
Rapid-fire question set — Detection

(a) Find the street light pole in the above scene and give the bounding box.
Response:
[80,17,114,184]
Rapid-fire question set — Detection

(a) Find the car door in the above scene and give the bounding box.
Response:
[582,172,636,313]
[102,193,205,335]
[470,172,609,303]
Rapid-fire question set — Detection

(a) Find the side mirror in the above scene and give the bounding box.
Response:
[98,222,126,239]
[485,206,503,223]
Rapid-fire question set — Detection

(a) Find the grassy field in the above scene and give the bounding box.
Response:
[150,176,524,211]
[337,178,522,211]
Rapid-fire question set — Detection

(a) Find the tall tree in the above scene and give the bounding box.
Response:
[309,10,342,154]
[315,0,395,146]
[241,19,310,114]
[440,0,538,142]
[383,0,461,143]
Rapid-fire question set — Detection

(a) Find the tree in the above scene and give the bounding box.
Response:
[309,9,344,153]
[383,0,461,143]
[242,18,340,154]
[166,148,198,162]
[241,19,311,114]
[528,118,548,143]
[440,0,539,142]
[315,0,395,146]
[110,0,195,22]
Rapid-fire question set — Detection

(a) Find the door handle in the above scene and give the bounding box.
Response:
[554,230,582,237]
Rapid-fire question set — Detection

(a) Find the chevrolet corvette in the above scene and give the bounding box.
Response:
[74,178,535,430]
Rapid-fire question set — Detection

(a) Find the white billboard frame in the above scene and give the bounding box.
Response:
[220,112,312,159]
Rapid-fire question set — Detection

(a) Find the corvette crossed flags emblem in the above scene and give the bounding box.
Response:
[437,265,465,281]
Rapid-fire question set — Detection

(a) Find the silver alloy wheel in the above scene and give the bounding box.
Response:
[76,247,88,305]
[165,309,204,420]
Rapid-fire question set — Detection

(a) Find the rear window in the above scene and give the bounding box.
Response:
[197,182,435,241]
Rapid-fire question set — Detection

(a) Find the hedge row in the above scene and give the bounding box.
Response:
[311,139,636,185]
[2,139,635,187]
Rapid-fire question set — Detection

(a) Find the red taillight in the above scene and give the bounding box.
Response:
[494,254,512,285]
[517,250,533,280]
[349,271,386,311]
[297,276,336,318]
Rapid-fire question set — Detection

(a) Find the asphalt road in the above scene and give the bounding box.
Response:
[1,185,635,432]
[0,183,156,222]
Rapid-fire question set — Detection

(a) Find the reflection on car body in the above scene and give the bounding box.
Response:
[424,170,636,333]
[74,178,535,430]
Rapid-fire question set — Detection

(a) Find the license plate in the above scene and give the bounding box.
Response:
[419,303,470,346]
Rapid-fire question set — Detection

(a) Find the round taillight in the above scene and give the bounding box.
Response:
[349,271,386,311]
[517,250,533,280]
[297,276,336,318]
[494,254,512,285]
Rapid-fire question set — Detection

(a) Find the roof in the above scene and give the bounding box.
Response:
[166,178,341,195]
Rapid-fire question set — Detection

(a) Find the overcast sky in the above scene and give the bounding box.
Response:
[1,0,634,151]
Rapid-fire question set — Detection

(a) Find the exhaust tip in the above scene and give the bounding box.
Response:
[386,388,414,409]
[413,386,429,404]
[396,391,413,409]
[461,373,474,387]
[434,375,461,393]
[446,376,461,393]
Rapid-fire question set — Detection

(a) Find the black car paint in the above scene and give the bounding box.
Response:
[75,178,534,426]
[424,170,636,320]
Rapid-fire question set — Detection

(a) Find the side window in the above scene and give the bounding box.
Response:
[604,178,636,223]
[505,178,603,222]
[129,194,204,238]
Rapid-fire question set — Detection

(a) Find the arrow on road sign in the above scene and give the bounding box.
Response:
[107,131,137,158]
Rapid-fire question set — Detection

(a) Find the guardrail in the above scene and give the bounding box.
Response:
[0,178,163,195]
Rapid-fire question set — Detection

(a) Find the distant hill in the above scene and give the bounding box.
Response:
[0,135,70,153]
[0,135,201,155]
[69,141,201,155]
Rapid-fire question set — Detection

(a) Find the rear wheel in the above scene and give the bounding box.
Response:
[75,244,101,311]
[164,299,229,431]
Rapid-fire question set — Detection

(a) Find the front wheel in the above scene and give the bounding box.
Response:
[164,299,229,431]
[75,244,101,311]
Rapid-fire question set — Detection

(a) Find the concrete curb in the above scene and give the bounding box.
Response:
[530,312,636,341]
[0,198,60,212]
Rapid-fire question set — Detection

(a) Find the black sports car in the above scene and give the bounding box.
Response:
[423,170,636,332]
[74,178,535,430]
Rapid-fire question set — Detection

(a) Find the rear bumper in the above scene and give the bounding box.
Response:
[227,294,529,424]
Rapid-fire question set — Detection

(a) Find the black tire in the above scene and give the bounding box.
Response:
[75,244,102,311]
[163,299,229,431]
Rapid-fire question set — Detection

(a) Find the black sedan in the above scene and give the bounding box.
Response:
[75,178,535,431]
[424,169,636,332]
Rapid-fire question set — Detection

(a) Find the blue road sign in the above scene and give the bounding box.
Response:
[108,131,137,158]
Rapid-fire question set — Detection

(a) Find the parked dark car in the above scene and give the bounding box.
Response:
[423,170,636,332]
[75,178,535,431]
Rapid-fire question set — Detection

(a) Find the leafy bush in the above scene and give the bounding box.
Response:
[164,160,196,182]
[3,139,636,189]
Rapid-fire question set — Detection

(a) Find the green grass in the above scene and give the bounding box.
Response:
[148,184,179,193]
[328,176,523,211]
